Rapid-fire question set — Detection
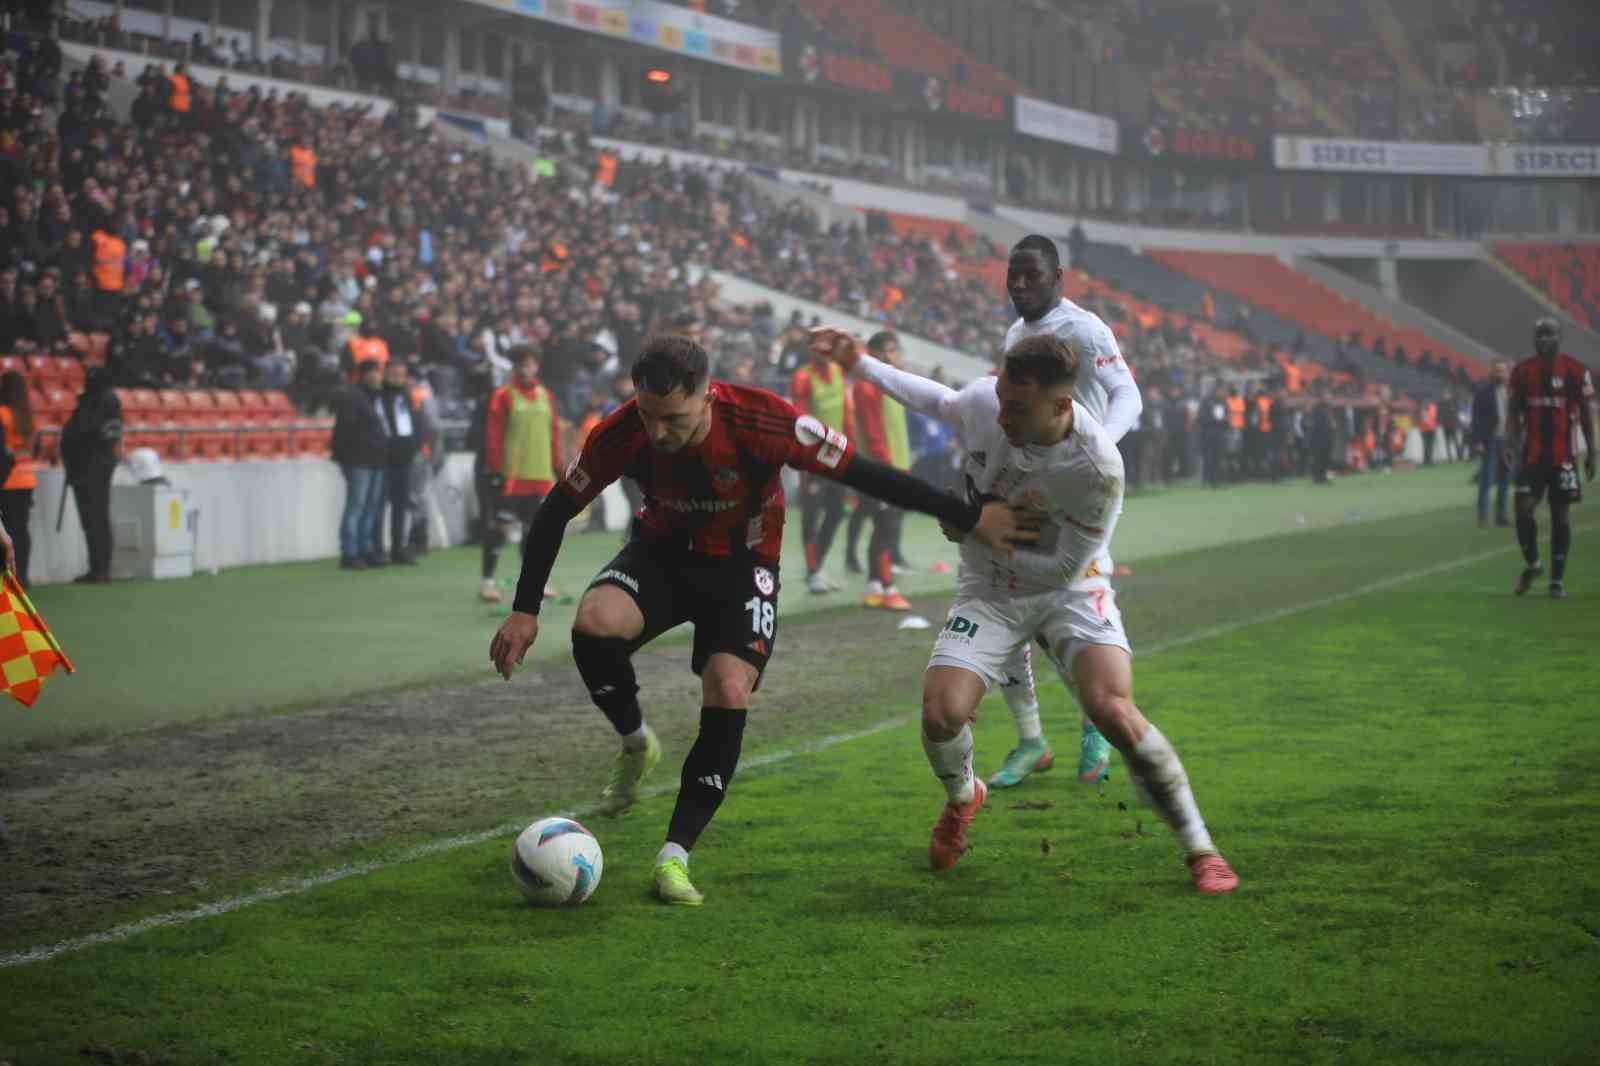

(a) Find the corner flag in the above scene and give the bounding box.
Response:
[0,572,74,707]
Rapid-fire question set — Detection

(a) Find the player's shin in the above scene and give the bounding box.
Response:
[923,724,976,804]
[1123,726,1217,857]
[571,631,645,741]
[1516,509,1540,567]
[664,707,747,853]
[1551,505,1571,583]
[1002,679,1042,742]
[482,526,503,579]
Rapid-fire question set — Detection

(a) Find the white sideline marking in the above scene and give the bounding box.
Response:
[0,534,1558,969]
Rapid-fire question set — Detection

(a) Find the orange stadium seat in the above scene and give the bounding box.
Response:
[158,389,193,424]
[25,355,61,389]
[262,391,296,423]
[52,357,85,389]
[235,390,268,422]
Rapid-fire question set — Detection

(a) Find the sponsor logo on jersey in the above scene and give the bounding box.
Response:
[659,497,739,514]
[754,567,775,596]
[817,426,848,469]
[713,466,741,488]
[940,614,980,643]
[564,459,590,493]
[794,414,849,468]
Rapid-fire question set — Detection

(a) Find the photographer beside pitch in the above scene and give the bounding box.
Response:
[489,335,1031,906]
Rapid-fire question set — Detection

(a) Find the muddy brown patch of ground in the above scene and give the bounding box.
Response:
[0,597,954,944]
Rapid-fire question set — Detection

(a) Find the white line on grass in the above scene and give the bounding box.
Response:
[0,533,1559,969]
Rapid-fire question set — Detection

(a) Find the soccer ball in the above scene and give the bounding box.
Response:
[510,816,604,906]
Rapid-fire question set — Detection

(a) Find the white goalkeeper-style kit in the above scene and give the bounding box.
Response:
[1005,299,1142,442]
[851,355,1131,686]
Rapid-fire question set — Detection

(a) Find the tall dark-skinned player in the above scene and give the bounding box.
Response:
[1506,318,1597,598]
[489,335,1032,905]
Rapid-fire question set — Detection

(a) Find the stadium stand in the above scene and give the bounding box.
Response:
[1145,251,1484,382]
[1494,244,1600,333]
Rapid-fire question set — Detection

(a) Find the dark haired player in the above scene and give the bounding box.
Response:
[810,326,1238,894]
[489,335,1029,905]
[1507,318,1597,598]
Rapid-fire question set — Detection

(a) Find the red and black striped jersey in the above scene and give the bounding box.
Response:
[555,382,857,564]
[1509,353,1596,468]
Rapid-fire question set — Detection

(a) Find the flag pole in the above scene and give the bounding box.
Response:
[5,571,75,674]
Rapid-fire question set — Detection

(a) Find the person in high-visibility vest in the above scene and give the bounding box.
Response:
[593,150,618,189]
[0,371,37,586]
[1419,399,1439,465]
[290,142,317,189]
[345,317,390,380]
[481,345,563,604]
[1224,386,1246,481]
[849,331,913,611]
[168,64,191,125]
[791,343,854,594]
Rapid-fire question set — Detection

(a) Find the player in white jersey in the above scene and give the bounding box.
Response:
[809,326,1239,895]
[991,235,1143,791]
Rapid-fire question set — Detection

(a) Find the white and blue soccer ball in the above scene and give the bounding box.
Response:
[510,816,604,906]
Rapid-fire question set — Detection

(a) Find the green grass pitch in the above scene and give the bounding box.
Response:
[2,463,1597,1065]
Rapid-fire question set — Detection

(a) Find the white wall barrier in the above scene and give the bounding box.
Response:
[30,453,630,586]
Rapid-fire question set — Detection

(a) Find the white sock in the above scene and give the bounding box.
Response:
[621,723,650,753]
[923,724,975,805]
[1128,726,1215,856]
[656,842,688,867]
[866,579,884,596]
[1003,687,1043,742]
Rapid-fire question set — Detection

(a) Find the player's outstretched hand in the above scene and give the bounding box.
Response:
[969,501,1039,558]
[807,327,862,371]
[490,611,540,681]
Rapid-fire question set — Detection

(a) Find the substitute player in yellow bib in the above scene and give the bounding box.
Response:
[481,345,562,603]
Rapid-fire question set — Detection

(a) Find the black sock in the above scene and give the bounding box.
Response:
[666,707,747,851]
[1551,512,1571,582]
[481,527,502,580]
[570,632,642,736]
[1516,511,1540,567]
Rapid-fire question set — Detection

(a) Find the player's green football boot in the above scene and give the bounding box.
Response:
[598,725,661,815]
[1078,722,1112,784]
[987,737,1055,788]
[651,857,705,906]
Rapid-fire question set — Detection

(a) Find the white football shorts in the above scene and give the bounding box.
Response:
[928,583,1131,690]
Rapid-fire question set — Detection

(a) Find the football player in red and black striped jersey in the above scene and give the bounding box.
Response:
[488,334,1031,905]
[1506,319,1597,598]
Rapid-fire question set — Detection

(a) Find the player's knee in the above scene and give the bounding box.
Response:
[1080,685,1137,736]
[921,686,969,738]
[573,597,630,640]
[702,662,755,709]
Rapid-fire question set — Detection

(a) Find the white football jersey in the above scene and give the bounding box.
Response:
[948,379,1123,597]
[1005,299,1140,442]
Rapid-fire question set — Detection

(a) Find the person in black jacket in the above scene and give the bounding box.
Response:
[1199,385,1227,488]
[331,360,388,569]
[1471,359,1512,527]
[59,367,122,583]
[376,359,422,566]
[1309,391,1335,485]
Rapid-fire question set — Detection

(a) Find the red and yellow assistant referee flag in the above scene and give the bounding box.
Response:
[0,571,74,707]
